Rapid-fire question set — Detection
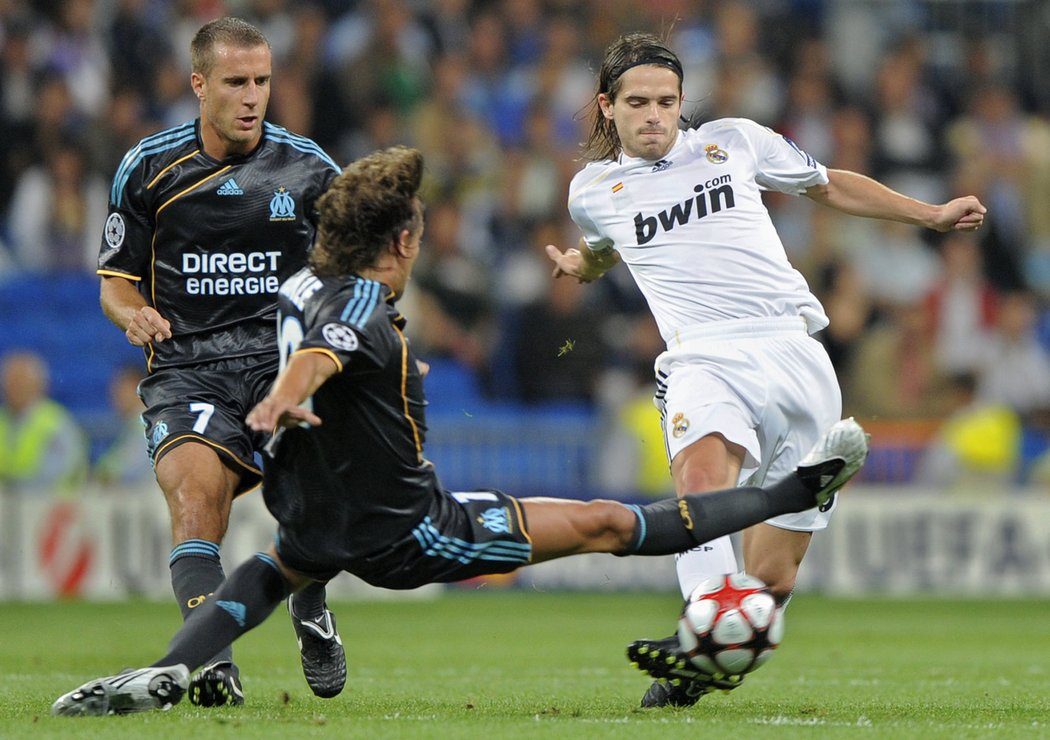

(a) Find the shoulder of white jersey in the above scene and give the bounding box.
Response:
[567,160,618,209]
[690,117,773,138]
[686,118,795,163]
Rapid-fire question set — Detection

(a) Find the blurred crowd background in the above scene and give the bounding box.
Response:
[3,0,1050,499]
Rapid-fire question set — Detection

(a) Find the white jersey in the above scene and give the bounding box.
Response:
[567,118,830,345]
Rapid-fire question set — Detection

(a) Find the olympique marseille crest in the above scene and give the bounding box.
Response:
[269,187,296,221]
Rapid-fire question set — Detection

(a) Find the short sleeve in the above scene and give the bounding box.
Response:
[299,282,392,372]
[98,167,154,279]
[737,120,829,195]
[567,170,616,252]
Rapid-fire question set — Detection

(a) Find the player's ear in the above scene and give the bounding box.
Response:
[394,228,412,258]
[598,93,614,119]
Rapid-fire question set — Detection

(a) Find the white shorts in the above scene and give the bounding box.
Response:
[654,317,842,532]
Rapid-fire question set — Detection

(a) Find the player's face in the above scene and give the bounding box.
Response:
[600,65,683,160]
[193,42,272,158]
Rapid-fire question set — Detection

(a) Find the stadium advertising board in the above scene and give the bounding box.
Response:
[1,490,1048,599]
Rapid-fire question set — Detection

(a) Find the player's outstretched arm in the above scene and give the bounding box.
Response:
[100,275,173,346]
[246,351,338,431]
[804,169,987,233]
[545,237,621,283]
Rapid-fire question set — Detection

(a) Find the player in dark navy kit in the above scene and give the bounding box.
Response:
[96,17,344,705]
[54,146,870,716]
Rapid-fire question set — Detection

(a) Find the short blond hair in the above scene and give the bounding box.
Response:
[190,17,269,77]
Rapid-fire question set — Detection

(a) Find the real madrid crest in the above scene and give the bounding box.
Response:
[705,144,728,164]
[671,412,690,438]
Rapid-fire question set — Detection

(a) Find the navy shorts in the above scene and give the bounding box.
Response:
[275,489,534,588]
[139,356,277,495]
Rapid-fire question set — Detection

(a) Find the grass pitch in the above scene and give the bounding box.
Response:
[0,591,1047,739]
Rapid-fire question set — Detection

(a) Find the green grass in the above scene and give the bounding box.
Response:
[1,592,1047,738]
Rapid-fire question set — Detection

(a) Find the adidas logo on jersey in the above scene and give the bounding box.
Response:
[633,176,737,245]
[217,178,244,196]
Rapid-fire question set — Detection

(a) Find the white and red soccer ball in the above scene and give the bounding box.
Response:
[676,572,784,677]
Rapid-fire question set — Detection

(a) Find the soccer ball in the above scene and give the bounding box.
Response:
[676,572,784,677]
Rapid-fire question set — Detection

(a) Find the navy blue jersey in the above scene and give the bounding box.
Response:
[99,120,340,371]
[263,268,434,560]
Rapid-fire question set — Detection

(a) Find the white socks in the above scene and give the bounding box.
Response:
[674,534,739,599]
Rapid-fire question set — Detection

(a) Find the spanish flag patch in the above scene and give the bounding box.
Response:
[611,182,624,193]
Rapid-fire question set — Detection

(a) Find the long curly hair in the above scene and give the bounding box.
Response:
[581,33,684,162]
[310,146,424,278]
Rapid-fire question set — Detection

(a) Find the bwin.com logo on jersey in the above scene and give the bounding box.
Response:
[269,187,296,221]
[216,178,244,196]
[477,507,512,534]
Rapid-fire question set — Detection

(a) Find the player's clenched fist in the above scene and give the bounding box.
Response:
[933,195,987,233]
[125,306,172,346]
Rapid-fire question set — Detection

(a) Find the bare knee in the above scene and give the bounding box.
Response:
[671,435,744,496]
[156,445,237,542]
[675,465,731,496]
[164,484,233,541]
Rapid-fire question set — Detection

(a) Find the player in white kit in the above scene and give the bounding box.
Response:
[545,32,986,707]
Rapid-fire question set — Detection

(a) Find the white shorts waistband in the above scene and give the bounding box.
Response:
[666,316,809,348]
